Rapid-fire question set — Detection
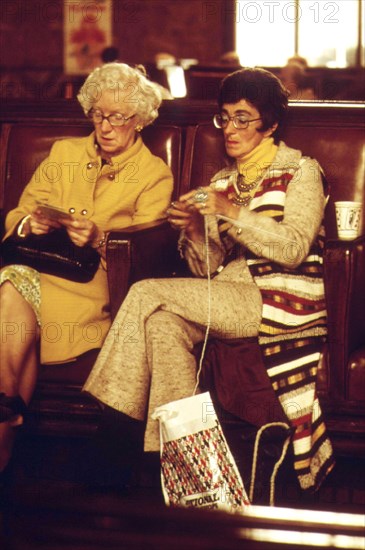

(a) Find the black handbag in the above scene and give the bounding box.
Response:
[1,228,100,282]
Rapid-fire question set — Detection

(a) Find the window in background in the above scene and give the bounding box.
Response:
[236,1,295,67]
[235,0,363,67]
[299,0,359,67]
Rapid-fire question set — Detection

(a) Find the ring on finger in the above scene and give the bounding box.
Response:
[193,188,209,203]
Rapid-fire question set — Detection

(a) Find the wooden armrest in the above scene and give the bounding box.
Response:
[324,234,365,401]
[325,233,365,249]
[106,220,188,319]
[108,219,168,235]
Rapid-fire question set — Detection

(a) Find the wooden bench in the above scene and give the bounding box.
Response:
[0,100,364,471]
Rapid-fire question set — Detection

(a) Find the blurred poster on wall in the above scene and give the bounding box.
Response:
[64,0,112,74]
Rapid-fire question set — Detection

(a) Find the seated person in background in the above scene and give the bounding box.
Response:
[84,67,334,494]
[0,62,173,473]
[287,54,309,69]
[219,50,241,67]
[279,58,317,100]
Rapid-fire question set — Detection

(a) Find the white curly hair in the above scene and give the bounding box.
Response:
[77,62,163,127]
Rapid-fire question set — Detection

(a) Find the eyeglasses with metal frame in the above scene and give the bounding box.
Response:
[213,114,262,130]
[88,109,136,127]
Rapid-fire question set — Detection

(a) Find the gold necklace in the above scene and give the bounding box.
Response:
[233,173,259,206]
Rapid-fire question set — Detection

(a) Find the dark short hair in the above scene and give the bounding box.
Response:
[218,67,289,142]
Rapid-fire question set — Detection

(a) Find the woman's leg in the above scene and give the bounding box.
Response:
[84,277,262,451]
[144,309,205,450]
[0,281,39,471]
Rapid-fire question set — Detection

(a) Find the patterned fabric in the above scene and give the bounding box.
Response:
[218,161,334,492]
[161,423,250,511]
[0,264,41,325]
[245,167,328,342]
[261,337,334,491]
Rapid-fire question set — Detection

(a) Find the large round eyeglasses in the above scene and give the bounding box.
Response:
[88,109,135,127]
[213,114,261,130]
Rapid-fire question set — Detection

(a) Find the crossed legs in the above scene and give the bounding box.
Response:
[84,277,262,451]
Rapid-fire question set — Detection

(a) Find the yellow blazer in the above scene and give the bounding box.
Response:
[5,132,173,363]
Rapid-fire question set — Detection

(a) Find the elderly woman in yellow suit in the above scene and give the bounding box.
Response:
[0,62,173,472]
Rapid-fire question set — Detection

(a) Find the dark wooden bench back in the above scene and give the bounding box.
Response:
[1,124,91,219]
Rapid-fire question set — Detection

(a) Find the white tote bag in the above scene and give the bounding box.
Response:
[152,391,250,513]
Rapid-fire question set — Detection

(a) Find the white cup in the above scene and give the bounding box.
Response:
[335,201,362,240]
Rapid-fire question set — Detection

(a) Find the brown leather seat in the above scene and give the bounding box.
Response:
[284,117,365,238]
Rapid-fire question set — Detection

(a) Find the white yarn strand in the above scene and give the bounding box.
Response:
[193,216,211,395]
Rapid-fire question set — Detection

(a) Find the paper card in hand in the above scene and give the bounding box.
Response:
[36,203,73,221]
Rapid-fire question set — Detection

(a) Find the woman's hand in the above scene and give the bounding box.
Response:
[61,218,99,247]
[27,207,62,235]
[167,200,204,240]
[27,207,102,248]
[179,186,239,220]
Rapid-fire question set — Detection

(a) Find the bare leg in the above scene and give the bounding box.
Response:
[0,281,39,471]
